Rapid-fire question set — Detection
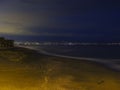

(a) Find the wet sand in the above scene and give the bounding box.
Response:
[0,47,120,90]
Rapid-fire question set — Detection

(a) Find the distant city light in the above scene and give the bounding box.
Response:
[14,41,120,46]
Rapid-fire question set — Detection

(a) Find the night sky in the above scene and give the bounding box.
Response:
[0,0,120,42]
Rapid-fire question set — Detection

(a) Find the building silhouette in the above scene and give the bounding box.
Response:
[0,37,14,48]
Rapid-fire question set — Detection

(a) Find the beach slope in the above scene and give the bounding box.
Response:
[0,47,119,90]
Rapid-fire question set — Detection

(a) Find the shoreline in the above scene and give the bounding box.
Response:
[0,46,120,90]
[19,46,120,72]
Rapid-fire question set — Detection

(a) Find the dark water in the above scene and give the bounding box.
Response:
[39,45,120,70]
[21,45,120,70]
[38,45,120,59]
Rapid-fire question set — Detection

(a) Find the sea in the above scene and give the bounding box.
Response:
[19,45,120,71]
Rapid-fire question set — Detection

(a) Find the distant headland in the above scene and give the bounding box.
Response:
[0,37,14,48]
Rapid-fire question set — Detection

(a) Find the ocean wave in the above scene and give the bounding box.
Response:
[19,46,120,71]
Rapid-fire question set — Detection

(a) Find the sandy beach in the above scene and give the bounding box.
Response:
[0,47,120,90]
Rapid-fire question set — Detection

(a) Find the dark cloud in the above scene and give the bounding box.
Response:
[0,0,120,41]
